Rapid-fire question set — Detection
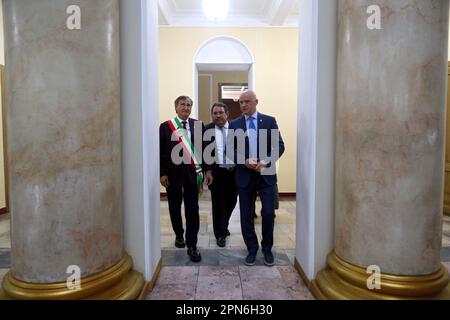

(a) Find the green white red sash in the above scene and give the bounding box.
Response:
[168,117,204,192]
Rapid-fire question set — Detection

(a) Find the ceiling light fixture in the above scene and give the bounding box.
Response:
[202,0,230,22]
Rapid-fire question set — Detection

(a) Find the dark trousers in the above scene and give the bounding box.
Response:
[238,174,276,254]
[209,168,238,239]
[166,180,199,248]
[250,183,279,215]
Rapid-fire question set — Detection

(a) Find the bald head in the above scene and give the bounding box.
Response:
[239,90,258,116]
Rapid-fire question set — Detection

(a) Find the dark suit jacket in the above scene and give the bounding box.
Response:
[160,118,208,187]
[228,113,285,188]
[204,122,221,173]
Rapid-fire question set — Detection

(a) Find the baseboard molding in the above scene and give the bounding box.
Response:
[160,192,296,198]
[0,208,8,215]
[279,193,296,198]
[138,258,162,300]
[294,257,312,289]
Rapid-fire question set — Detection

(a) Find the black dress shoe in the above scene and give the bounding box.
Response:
[245,252,257,266]
[175,236,185,248]
[187,247,202,262]
[225,229,231,237]
[216,237,226,248]
[263,251,275,267]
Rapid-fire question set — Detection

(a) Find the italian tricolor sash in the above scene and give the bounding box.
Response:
[168,118,204,192]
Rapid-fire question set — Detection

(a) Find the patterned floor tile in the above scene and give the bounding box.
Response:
[443,261,450,272]
[241,278,294,300]
[239,266,282,281]
[146,283,196,300]
[195,276,243,300]
[0,250,11,268]
[155,266,199,285]
[199,266,240,277]
[0,268,8,284]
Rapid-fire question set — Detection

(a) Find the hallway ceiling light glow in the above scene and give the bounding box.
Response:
[202,0,230,22]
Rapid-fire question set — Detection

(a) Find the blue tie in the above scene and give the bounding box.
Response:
[248,116,257,159]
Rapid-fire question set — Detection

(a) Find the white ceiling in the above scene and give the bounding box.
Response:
[158,0,299,27]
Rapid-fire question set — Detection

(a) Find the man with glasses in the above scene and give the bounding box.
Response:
[228,90,285,267]
[160,96,213,262]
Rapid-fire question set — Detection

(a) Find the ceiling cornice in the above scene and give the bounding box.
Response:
[265,0,297,26]
[158,0,299,28]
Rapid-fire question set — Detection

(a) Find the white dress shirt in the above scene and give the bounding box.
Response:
[215,121,229,165]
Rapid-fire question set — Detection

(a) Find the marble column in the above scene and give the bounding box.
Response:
[313,0,450,299]
[1,0,143,299]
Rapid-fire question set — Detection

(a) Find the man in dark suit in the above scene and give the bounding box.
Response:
[160,96,213,262]
[228,90,285,267]
[204,103,238,248]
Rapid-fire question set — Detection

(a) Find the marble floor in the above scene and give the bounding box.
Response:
[159,193,296,257]
[0,206,450,300]
[149,194,308,300]
[146,265,313,300]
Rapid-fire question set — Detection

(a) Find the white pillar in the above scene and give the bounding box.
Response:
[121,0,161,281]
[296,0,338,280]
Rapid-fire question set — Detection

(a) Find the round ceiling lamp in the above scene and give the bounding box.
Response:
[202,0,230,22]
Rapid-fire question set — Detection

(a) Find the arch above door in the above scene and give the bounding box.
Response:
[193,36,255,119]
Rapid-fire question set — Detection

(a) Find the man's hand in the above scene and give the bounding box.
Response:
[205,171,214,187]
[160,175,170,188]
[255,160,268,173]
[245,158,258,170]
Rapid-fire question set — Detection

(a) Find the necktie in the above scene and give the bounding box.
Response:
[248,116,257,159]
[182,121,187,129]
[248,116,256,130]
[222,127,227,166]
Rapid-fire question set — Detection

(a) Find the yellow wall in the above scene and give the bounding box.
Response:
[159,28,298,193]
[198,75,212,124]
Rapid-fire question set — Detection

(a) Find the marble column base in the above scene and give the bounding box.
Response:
[0,254,145,300]
[312,252,450,300]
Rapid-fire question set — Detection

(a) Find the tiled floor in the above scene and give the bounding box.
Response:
[150,194,308,300]
[0,213,10,249]
[1,209,450,300]
[159,193,296,259]
[443,216,450,246]
[146,265,313,300]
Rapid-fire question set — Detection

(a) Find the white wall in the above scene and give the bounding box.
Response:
[120,0,160,281]
[296,0,337,280]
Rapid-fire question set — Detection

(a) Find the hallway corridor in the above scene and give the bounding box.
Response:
[147,194,312,300]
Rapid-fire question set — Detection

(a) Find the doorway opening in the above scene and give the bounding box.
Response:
[159,34,297,267]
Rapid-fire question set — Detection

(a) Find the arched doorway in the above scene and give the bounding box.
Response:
[192,36,255,120]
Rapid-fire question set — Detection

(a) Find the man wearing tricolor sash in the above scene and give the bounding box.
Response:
[160,96,213,262]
